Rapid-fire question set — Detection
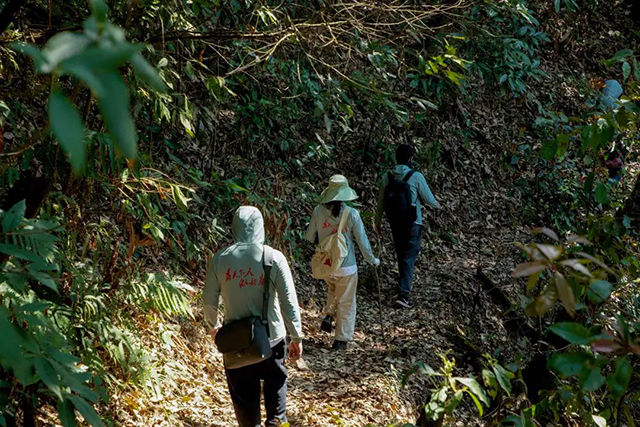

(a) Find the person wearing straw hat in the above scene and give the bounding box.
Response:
[305,175,380,350]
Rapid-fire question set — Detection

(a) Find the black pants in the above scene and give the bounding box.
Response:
[391,223,422,298]
[225,340,287,427]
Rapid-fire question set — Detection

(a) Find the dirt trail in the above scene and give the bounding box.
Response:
[107,217,527,427]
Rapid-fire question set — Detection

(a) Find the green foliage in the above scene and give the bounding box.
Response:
[49,90,86,172]
[404,353,491,424]
[512,224,640,425]
[13,0,165,172]
[513,229,612,317]
[464,0,549,96]
[408,39,471,101]
[127,273,193,318]
[604,49,640,83]
[0,202,105,426]
[0,193,199,425]
[482,355,516,398]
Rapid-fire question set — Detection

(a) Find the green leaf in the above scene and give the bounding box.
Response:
[555,272,575,316]
[179,112,195,137]
[512,262,547,278]
[225,181,249,192]
[19,302,50,313]
[49,90,86,172]
[612,49,633,61]
[578,365,605,391]
[96,72,137,159]
[90,0,108,23]
[556,134,570,157]
[62,45,141,75]
[51,360,99,403]
[607,357,632,399]
[324,113,332,133]
[2,200,26,232]
[417,362,439,376]
[548,352,592,377]
[29,272,59,292]
[48,348,81,367]
[40,33,91,73]
[540,139,558,160]
[67,395,105,427]
[595,183,608,204]
[559,259,592,277]
[526,271,541,291]
[57,399,77,427]
[530,282,558,317]
[587,280,612,304]
[537,244,562,261]
[549,322,593,345]
[444,390,463,414]
[0,243,44,263]
[60,61,105,96]
[171,186,191,211]
[622,61,631,81]
[584,173,595,195]
[576,252,613,273]
[411,97,438,111]
[482,368,498,394]
[35,358,63,399]
[454,377,489,406]
[464,390,484,416]
[12,43,47,71]
[130,53,166,92]
[0,307,34,384]
[445,70,465,86]
[492,364,515,395]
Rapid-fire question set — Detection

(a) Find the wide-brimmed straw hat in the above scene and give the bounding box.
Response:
[320,175,358,204]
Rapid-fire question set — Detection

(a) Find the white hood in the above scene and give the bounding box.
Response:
[232,206,265,244]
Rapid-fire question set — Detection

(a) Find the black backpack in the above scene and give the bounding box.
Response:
[384,170,417,236]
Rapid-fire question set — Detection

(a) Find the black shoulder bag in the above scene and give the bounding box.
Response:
[214,246,274,369]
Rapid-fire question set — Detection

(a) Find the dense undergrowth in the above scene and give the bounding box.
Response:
[0,0,639,425]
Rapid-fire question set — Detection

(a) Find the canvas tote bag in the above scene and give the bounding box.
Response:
[311,207,350,280]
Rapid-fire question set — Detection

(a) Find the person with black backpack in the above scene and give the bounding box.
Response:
[374,144,440,309]
[203,206,303,427]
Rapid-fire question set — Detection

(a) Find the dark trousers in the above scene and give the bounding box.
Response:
[225,340,287,427]
[391,223,422,298]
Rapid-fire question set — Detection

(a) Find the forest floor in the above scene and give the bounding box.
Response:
[104,211,534,427]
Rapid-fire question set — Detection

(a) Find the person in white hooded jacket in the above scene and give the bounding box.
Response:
[306,175,379,350]
[203,206,303,427]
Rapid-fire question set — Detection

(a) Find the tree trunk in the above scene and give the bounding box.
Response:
[21,393,36,427]
[0,0,25,36]
[621,175,640,224]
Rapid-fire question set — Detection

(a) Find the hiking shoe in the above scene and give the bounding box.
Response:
[331,340,348,351]
[321,315,333,333]
[395,295,413,309]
